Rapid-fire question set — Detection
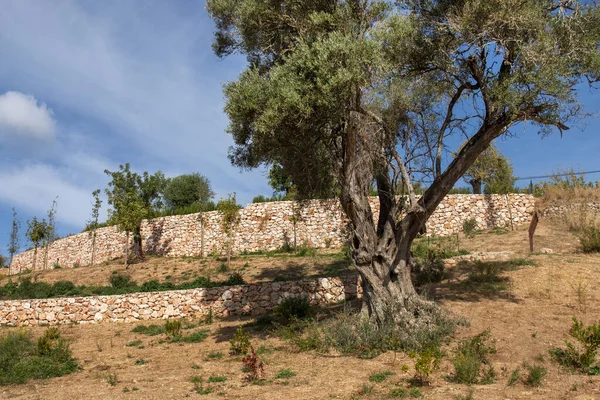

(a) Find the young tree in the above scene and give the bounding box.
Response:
[208,0,600,323]
[43,197,58,270]
[7,208,21,269]
[163,173,215,211]
[217,193,241,269]
[88,189,103,266]
[104,164,165,267]
[26,216,50,280]
[462,144,516,194]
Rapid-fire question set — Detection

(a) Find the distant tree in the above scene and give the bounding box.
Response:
[463,144,516,194]
[26,216,50,280]
[217,193,241,269]
[163,173,215,211]
[104,164,165,267]
[87,189,103,266]
[7,208,21,268]
[0,253,7,269]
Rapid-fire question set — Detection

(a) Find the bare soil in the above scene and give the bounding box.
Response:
[1,221,600,400]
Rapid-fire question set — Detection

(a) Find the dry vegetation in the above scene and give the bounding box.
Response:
[1,221,600,399]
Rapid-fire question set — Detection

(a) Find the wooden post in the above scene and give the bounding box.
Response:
[528,211,539,253]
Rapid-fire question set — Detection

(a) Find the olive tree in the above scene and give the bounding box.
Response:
[208,0,600,323]
[87,189,103,266]
[26,216,50,280]
[217,193,241,269]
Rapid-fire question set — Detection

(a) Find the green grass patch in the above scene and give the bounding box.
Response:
[369,370,395,383]
[275,368,296,379]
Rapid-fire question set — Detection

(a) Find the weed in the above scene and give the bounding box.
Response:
[207,374,227,383]
[131,324,164,336]
[241,345,265,382]
[507,367,520,386]
[134,359,147,365]
[126,340,143,347]
[369,370,394,383]
[569,278,589,313]
[225,272,245,286]
[410,388,422,398]
[524,363,547,387]
[389,387,408,398]
[189,376,212,395]
[450,330,496,384]
[205,351,223,360]
[204,310,213,325]
[275,368,296,379]
[580,227,600,253]
[164,319,182,338]
[169,330,208,344]
[106,372,119,386]
[549,317,600,374]
[509,257,536,267]
[230,326,250,355]
[463,218,478,238]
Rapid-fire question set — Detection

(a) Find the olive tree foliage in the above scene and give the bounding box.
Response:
[104,164,167,267]
[462,143,516,194]
[208,0,600,323]
[162,173,215,211]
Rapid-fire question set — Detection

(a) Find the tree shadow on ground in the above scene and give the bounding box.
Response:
[251,259,353,283]
[428,259,524,304]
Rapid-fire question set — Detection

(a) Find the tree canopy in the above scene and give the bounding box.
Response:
[208,0,600,323]
[163,173,215,211]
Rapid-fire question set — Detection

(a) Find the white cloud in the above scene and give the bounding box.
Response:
[0,91,56,140]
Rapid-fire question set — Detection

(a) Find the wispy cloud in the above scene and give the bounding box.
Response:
[0,0,271,241]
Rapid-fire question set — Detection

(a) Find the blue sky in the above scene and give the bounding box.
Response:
[0,0,599,256]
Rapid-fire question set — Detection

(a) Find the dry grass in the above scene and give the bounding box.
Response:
[1,249,352,288]
[1,221,600,399]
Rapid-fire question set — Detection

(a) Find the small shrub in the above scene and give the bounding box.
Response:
[275,368,296,379]
[550,317,600,374]
[134,359,147,365]
[369,370,395,383]
[413,258,445,286]
[468,261,503,283]
[218,263,229,273]
[580,227,600,253]
[409,347,442,386]
[509,258,536,267]
[273,296,313,323]
[389,387,408,398]
[225,272,245,286]
[450,330,496,384]
[463,218,478,238]
[109,274,135,289]
[190,376,212,395]
[125,340,142,347]
[207,374,227,383]
[241,345,265,382]
[164,320,182,338]
[0,328,79,386]
[524,363,547,387]
[229,326,250,355]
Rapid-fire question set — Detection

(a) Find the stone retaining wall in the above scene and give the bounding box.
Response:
[10,194,535,273]
[0,275,361,327]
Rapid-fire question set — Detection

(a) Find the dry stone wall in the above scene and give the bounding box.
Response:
[10,194,535,273]
[0,275,361,326]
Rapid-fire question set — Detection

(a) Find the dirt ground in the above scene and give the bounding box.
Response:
[1,221,600,400]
